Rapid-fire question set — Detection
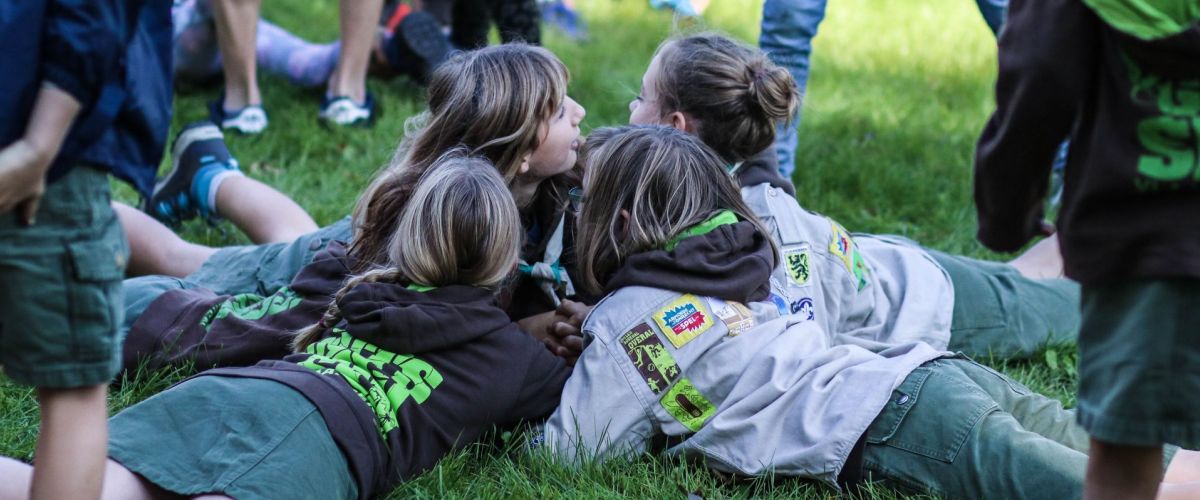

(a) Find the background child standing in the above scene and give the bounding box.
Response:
[973,0,1200,497]
[0,1,171,498]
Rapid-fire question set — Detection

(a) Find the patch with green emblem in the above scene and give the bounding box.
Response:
[660,378,716,432]
[619,322,680,394]
[783,244,812,286]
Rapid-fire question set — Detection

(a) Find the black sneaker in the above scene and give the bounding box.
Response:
[141,121,238,226]
[384,11,452,85]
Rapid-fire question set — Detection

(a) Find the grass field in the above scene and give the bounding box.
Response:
[0,0,1081,498]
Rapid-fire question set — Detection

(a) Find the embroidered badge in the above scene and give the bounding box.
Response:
[706,298,756,337]
[619,322,681,394]
[789,297,815,321]
[660,378,716,432]
[653,295,715,348]
[782,245,811,286]
[768,293,790,316]
[828,221,870,292]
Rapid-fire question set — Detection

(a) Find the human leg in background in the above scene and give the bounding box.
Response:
[450,0,494,49]
[495,0,542,44]
[211,0,268,133]
[758,0,827,179]
[973,0,1006,35]
[321,0,384,126]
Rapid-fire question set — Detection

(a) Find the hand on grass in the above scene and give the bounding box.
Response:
[0,139,52,225]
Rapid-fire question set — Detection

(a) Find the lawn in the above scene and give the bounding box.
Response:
[0,0,1079,498]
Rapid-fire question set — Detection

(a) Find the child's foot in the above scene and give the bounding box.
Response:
[209,98,269,135]
[318,93,377,128]
[383,11,452,84]
[142,122,244,226]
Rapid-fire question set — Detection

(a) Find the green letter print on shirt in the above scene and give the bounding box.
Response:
[299,330,443,435]
[199,286,304,331]
[1127,55,1200,184]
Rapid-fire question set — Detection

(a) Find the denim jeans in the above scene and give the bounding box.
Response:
[760,0,1008,179]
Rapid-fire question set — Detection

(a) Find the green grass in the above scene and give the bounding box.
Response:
[0,0,1079,497]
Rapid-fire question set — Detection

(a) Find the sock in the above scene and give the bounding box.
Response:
[191,160,244,218]
[255,20,340,88]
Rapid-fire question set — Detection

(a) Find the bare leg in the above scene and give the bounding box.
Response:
[1164,449,1200,484]
[115,203,216,278]
[1008,234,1064,279]
[30,385,108,500]
[327,0,384,101]
[214,176,318,243]
[1084,439,1163,500]
[1159,482,1200,500]
[0,457,177,500]
[212,0,262,110]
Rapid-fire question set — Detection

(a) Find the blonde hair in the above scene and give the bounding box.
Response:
[294,151,521,351]
[349,43,571,272]
[651,33,799,163]
[575,125,778,295]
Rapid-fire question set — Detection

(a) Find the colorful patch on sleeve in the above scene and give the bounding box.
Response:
[660,378,716,432]
[706,298,756,337]
[782,245,812,286]
[789,297,815,321]
[653,295,715,348]
[619,323,681,394]
[828,221,870,292]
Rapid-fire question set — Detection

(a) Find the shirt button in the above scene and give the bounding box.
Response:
[768,188,778,197]
[897,394,910,405]
[309,239,323,251]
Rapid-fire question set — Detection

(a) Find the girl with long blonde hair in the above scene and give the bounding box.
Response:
[123,43,587,372]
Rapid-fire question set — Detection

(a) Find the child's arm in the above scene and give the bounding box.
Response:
[0,84,81,224]
[973,0,1100,252]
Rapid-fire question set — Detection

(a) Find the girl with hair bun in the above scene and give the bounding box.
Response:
[0,153,571,500]
[616,32,1079,361]
[541,125,1200,499]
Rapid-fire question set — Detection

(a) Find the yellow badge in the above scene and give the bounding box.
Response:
[653,294,715,348]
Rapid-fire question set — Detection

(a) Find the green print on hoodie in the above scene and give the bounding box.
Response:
[299,329,443,435]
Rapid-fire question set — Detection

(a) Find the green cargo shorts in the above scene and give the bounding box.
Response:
[1077,279,1200,449]
[109,375,358,499]
[858,357,1177,499]
[0,166,128,387]
[927,250,1080,360]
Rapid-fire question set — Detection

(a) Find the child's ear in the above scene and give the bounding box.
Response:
[518,155,532,174]
[667,111,693,134]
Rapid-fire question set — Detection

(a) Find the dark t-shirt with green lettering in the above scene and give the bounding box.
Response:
[974,0,1200,284]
